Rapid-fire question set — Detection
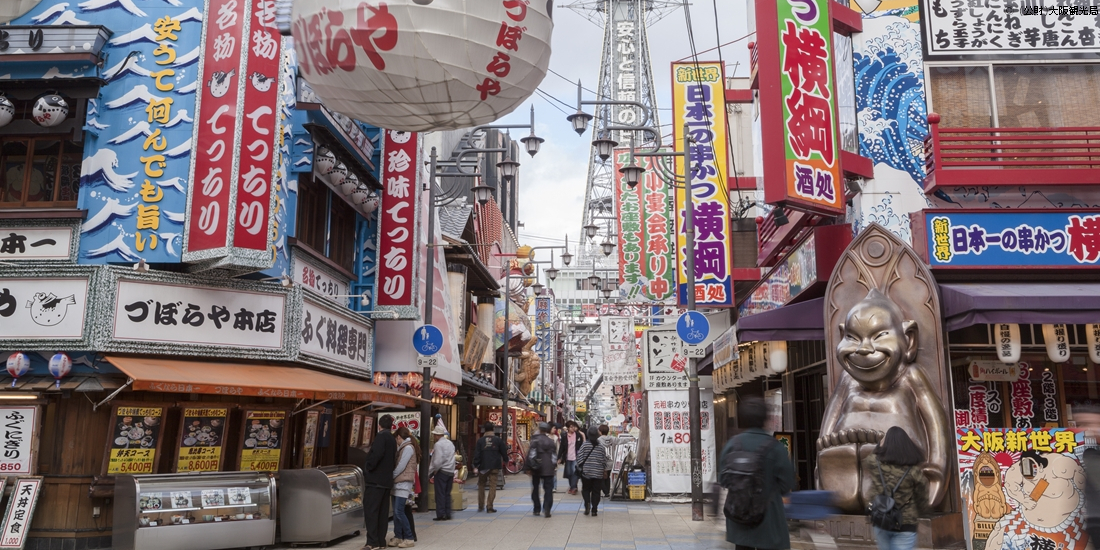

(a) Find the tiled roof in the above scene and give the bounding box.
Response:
[439,202,473,240]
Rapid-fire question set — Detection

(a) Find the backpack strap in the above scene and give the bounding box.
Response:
[879,462,911,497]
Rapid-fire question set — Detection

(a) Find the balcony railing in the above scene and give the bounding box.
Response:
[923,112,1100,191]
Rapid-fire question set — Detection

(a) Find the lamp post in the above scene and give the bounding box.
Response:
[566,82,706,520]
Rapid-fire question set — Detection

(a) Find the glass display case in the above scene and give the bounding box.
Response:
[279,465,364,544]
[113,471,277,550]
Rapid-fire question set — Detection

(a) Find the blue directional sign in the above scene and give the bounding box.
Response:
[676,312,710,345]
[412,325,444,356]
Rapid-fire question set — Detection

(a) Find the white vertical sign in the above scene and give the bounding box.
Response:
[602,316,637,385]
[647,389,716,494]
[0,407,36,476]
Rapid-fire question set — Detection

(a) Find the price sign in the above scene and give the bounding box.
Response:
[0,478,39,550]
[239,409,286,472]
[0,407,36,475]
[104,405,165,476]
[175,407,229,473]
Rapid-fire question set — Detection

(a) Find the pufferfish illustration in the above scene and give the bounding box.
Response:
[249,72,274,93]
[208,69,236,98]
[25,292,77,326]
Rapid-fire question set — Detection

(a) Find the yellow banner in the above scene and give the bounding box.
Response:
[239,448,281,472]
[107,448,156,475]
[117,407,163,417]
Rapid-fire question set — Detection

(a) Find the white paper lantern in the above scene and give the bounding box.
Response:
[1087,324,1100,365]
[1042,324,1071,363]
[31,94,68,127]
[48,352,72,389]
[992,323,1021,364]
[324,162,348,188]
[768,341,788,374]
[290,0,554,131]
[340,172,360,196]
[359,193,380,215]
[0,96,14,128]
[350,186,370,207]
[314,146,336,176]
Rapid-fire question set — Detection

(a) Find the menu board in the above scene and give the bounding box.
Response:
[104,405,165,475]
[0,407,37,475]
[238,409,285,472]
[176,406,229,473]
[0,478,39,550]
[301,409,320,468]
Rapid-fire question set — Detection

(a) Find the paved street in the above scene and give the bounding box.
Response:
[276,477,729,550]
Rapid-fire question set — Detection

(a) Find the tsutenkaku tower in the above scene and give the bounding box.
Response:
[564,0,680,261]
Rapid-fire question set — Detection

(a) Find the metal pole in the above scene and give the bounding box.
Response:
[419,147,438,511]
[502,273,511,453]
[683,122,704,521]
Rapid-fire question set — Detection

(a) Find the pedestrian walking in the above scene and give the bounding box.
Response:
[864,426,929,550]
[597,424,633,498]
[362,415,397,550]
[528,422,558,517]
[473,422,508,513]
[720,396,795,550]
[548,425,561,492]
[1076,405,1100,544]
[558,421,584,495]
[390,427,419,548]
[576,428,608,516]
[428,425,456,521]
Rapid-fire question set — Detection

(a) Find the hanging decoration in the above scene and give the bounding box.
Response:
[0,95,14,128]
[315,147,336,176]
[6,353,30,387]
[340,172,360,197]
[290,0,554,131]
[1087,324,1100,365]
[48,352,71,389]
[1041,324,1071,363]
[31,94,68,127]
[994,323,1021,364]
[768,341,788,374]
[373,372,388,386]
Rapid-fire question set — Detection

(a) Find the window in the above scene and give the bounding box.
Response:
[295,171,358,272]
[0,138,82,207]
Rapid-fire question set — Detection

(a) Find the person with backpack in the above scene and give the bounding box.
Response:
[719,396,795,550]
[472,422,508,513]
[864,426,929,550]
[576,427,608,516]
[528,422,558,517]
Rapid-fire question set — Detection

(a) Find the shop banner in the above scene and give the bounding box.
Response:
[0,227,71,261]
[0,477,39,550]
[239,409,285,471]
[739,235,819,317]
[176,407,228,473]
[301,409,320,468]
[647,390,716,494]
[614,149,677,303]
[376,130,420,311]
[672,62,734,307]
[292,255,351,305]
[603,316,638,385]
[923,211,1100,267]
[349,413,364,448]
[956,427,1088,550]
[0,278,89,340]
[299,298,372,373]
[921,0,1100,59]
[0,407,35,476]
[105,405,165,475]
[361,416,375,448]
[391,412,421,439]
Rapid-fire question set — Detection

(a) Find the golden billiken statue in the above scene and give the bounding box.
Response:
[816,290,951,513]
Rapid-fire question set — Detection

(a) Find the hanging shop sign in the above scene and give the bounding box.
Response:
[299,298,372,374]
[349,413,365,448]
[921,0,1100,59]
[713,326,739,369]
[647,389,716,494]
[1041,324,1071,363]
[643,328,686,390]
[175,406,229,473]
[754,0,844,214]
[0,407,36,476]
[0,477,40,550]
[614,149,677,304]
[968,361,1020,382]
[391,412,421,438]
[462,325,491,370]
[301,409,320,468]
[671,62,734,307]
[0,227,72,261]
[1088,324,1100,364]
[955,428,1087,550]
[103,405,166,476]
[111,279,286,350]
[739,225,851,316]
[290,0,553,132]
[375,130,420,315]
[994,323,1021,364]
[603,316,638,386]
[917,210,1100,268]
[239,409,286,472]
[292,254,351,305]
[0,277,88,340]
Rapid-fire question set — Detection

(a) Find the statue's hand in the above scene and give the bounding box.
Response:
[923,466,945,506]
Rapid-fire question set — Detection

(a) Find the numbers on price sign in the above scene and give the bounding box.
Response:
[0,463,22,472]
[660,432,691,444]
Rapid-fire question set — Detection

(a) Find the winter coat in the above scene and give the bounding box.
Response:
[473,433,508,472]
[429,437,456,476]
[393,440,417,499]
[528,433,558,477]
[558,431,584,463]
[863,453,929,531]
[363,428,396,489]
[575,441,607,480]
[721,428,795,550]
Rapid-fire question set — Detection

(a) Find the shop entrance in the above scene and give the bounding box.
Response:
[792,364,827,491]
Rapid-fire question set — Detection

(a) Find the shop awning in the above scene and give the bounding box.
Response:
[737,297,825,341]
[940,283,1100,331]
[106,356,423,408]
[470,395,542,416]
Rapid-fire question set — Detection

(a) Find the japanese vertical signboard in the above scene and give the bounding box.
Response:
[671,62,734,307]
[0,477,40,550]
[955,427,1088,550]
[614,150,676,303]
[755,0,844,214]
[0,408,35,476]
[602,316,638,385]
[104,405,165,475]
[301,409,320,468]
[239,409,285,471]
[611,2,639,142]
[647,390,716,494]
[376,130,420,315]
[175,407,229,473]
[922,0,1100,59]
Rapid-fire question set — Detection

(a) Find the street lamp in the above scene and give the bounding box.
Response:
[587,274,601,287]
[600,285,612,300]
[583,224,599,240]
[531,281,545,296]
[470,184,494,205]
[592,137,618,161]
[619,161,645,189]
[545,267,559,281]
[600,240,615,257]
[497,154,520,182]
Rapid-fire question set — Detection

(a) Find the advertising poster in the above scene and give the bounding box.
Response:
[105,405,165,475]
[956,427,1088,550]
[647,390,716,494]
[925,211,1100,268]
[239,410,285,472]
[391,412,421,438]
[613,149,677,303]
[176,407,228,473]
[0,407,36,475]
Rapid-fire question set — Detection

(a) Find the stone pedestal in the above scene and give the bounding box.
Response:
[790,513,966,549]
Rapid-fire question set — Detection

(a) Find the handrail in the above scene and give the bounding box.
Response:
[924,112,1100,170]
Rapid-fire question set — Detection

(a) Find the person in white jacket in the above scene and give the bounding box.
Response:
[428,425,456,521]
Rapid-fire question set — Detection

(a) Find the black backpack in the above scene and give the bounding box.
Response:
[869,463,911,531]
[720,437,777,526]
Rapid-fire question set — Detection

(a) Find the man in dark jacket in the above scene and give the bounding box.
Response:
[473,422,508,513]
[529,422,558,517]
[558,421,585,495]
[362,415,396,550]
[721,396,795,550]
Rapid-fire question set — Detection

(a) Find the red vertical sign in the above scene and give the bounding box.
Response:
[376,130,418,307]
[233,1,281,251]
[187,0,246,252]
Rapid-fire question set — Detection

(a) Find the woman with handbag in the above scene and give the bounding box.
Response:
[863,427,929,550]
[575,428,608,517]
[390,427,419,548]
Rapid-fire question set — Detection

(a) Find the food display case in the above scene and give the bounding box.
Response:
[113,471,277,550]
[279,465,365,544]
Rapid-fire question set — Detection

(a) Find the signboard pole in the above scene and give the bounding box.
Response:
[419,148,439,511]
[682,121,705,521]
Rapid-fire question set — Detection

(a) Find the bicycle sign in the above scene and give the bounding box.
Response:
[676,312,709,345]
[412,325,444,356]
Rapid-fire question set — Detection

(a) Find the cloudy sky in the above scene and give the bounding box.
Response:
[491,1,751,265]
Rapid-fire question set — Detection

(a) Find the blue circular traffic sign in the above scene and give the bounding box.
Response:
[412,325,444,356]
[676,312,710,345]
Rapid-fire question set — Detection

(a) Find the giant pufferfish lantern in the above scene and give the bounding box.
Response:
[290,0,554,132]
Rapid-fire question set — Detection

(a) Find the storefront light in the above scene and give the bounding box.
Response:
[0,393,38,400]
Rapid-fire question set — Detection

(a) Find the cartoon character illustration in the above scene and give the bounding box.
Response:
[249,72,273,92]
[25,292,76,326]
[970,452,1009,547]
[208,69,236,98]
[985,451,1088,550]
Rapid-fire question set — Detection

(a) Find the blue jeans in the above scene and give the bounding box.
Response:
[563,460,578,490]
[393,496,412,540]
[531,475,554,513]
[434,472,454,519]
[873,527,917,550]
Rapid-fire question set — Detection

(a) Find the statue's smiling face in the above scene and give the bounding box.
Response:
[837,294,914,386]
